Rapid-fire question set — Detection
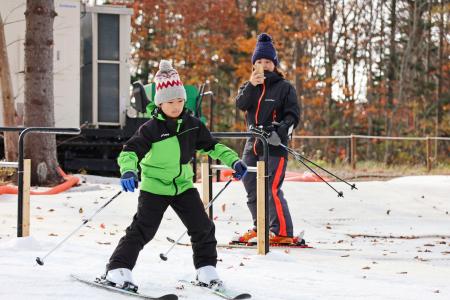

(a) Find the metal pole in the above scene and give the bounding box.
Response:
[17,127,80,237]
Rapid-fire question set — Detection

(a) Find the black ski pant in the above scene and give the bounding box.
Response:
[107,188,217,271]
[242,140,294,237]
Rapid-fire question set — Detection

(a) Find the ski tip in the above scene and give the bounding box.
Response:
[160,295,179,300]
[233,294,252,299]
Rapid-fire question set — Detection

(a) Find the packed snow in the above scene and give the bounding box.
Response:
[0,175,449,300]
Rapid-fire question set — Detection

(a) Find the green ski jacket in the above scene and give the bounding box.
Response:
[118,109,240,196]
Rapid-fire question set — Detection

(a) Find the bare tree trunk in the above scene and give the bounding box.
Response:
[24,0,61,186]
[324,1,337,137]
[0,14,19,162]
[435,0,445,159]
[384,0,396,165]
[321,0,338,160]
[365,1,375,160]
[293,3,304,132]
[436,0,444,135]
[396,1,423,130]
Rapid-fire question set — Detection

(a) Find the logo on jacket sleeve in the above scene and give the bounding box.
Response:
[265,98,276,102]
[161,133,170,138]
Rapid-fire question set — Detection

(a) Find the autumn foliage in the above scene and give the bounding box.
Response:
[123,0,449,165]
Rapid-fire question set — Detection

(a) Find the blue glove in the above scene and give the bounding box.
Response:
[232,160,248,180]
[120,171,138,192]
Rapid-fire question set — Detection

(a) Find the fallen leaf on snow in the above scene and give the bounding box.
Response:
[96,241,111,245]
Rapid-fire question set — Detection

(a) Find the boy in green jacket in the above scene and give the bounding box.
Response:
[102,60,247,292]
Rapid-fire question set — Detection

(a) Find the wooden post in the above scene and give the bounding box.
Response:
[256,161,266,255]
[350,134,356,170]
[22,159,31,236]
[426,136,432,172]
[201,162,210,208]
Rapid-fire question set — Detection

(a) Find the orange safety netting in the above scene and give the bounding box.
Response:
[0,167,79,195]
[196,169,330,183]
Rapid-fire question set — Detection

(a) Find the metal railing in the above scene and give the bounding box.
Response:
[291,134,450,171]
[1,127,80,237]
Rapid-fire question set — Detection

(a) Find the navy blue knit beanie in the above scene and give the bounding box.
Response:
[251,33,278,66]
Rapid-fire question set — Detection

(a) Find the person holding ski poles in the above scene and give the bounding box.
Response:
[103,60,248,292]
[233,33,300,245]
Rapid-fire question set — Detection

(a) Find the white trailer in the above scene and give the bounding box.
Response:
[0,1,132,128]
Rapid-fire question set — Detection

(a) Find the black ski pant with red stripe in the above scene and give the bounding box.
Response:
[242,141,294,237]
[107,188,217,271]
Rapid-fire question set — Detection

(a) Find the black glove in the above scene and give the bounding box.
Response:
[276,118,294,141]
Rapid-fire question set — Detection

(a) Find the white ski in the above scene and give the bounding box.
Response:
[71,274,178,300]
[178,279,251,299]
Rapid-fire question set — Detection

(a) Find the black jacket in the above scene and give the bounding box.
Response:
[235,71,300,157]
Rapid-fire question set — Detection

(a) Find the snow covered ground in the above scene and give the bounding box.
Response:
[0,175,449,300]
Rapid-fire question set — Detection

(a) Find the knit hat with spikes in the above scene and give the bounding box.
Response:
[154,60,186,106]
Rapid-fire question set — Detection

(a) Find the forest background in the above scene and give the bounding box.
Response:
[121,0,449,175]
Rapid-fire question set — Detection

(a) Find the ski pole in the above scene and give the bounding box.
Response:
[261,122,356,189]
[36,190,122,266]
[281,144,357,191]
[159,178,234,261]
[249,125,356,196]
[280,144,344,197]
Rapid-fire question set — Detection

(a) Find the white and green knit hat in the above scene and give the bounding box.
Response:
[154,60,186,106]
